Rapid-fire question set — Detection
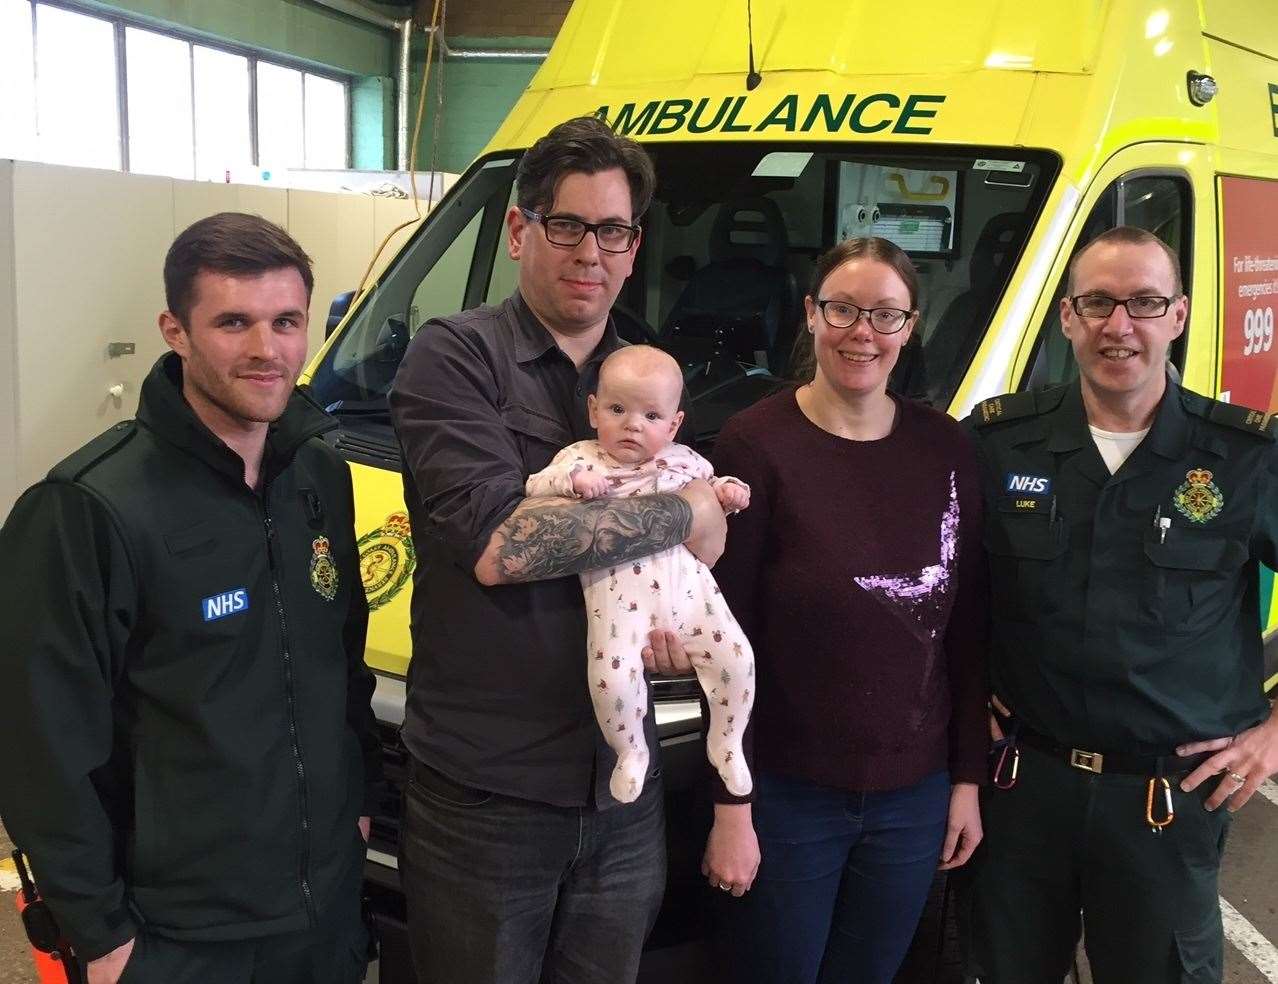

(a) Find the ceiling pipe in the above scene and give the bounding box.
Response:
[308,0,413,170]
[309,0,402,31]
[396,18,411,170]
[423,26,549,62]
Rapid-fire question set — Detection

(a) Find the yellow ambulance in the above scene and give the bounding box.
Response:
[303,0,1278,974]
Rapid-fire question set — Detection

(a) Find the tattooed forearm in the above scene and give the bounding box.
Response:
[491,493,693,583]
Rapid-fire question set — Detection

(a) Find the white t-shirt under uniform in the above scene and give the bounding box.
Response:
[1089,425,1151,474]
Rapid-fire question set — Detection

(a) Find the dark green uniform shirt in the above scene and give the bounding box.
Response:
[965,380,1278,755]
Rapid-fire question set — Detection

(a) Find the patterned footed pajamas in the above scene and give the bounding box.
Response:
[526,440,755,803]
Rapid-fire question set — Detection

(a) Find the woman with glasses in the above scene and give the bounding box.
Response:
[701,237,989,984]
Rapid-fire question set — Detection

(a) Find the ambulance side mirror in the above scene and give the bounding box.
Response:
[326,291,356,339]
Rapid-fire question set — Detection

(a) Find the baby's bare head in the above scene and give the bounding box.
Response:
[590,346,685,464]
[596,346,684,412]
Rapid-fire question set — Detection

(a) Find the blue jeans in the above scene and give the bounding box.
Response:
[718,769,950,984]
[399,758,666,984]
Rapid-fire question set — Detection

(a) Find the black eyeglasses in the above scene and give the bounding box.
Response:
[815,299,912,334]
[1069,294,1177,319]
[519,207,639,253]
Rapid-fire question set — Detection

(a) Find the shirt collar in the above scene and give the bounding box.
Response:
[1045,374,1190,460]
[1145,379,1193,460]
[136,352,335,483]
[1044,381,1091,453]
[510,290,623,367]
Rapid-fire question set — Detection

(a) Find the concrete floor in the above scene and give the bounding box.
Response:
[4,801,1278,984]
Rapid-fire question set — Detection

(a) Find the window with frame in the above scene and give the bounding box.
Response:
[0,0,350,177]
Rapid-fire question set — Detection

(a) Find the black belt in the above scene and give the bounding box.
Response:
[1014,725,1212,777]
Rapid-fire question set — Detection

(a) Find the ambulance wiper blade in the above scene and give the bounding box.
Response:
[324,398,392,418]
[744,0,762,91]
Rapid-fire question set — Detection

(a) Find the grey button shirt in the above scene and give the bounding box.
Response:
[389,291,659,808]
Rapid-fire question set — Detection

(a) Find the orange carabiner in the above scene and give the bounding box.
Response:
[1146,777,1175,832]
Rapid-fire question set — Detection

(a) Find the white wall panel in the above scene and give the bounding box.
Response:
[0,162,426,516]
[12,163,172,493]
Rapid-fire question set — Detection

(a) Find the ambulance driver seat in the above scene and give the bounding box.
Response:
[661,195,798,376]
[924,211,1026,404]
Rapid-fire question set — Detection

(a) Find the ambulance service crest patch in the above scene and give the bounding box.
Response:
[309,536,339,601]
[356,512,416,611]
[1172,469,1224,524]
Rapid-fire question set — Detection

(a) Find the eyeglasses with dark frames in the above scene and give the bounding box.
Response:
[815,299,912,334]
[518,207,640,253]
[1069,294,1177,319]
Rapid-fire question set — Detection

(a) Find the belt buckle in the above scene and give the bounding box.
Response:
[1070,748,1104,773]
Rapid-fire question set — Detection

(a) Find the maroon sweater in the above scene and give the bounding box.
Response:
[711,388,989,800]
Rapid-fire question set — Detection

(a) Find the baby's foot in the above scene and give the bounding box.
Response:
[706,737,752,796]
[717,750,752,797]
[610,747,650,804]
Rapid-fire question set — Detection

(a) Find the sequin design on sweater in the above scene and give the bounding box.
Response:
[853,470,959,646]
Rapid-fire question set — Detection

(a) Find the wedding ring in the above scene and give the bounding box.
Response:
[1227,770,1247,785]
[719,882,732,892]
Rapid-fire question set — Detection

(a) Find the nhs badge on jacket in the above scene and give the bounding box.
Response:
[202,588,249,622]
[1004,473,1052,496]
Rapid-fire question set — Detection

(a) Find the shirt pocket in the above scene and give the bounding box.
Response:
[500,402,573,475]
[162,521,218,558]
[984,513,1067,622]
[1143,532,1248,634]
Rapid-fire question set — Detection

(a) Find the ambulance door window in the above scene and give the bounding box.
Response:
[409,211,482,334]
[1022,174,1191,391]
[485,184,520,305]
[308,156,517,406]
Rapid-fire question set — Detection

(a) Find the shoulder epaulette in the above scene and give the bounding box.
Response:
[1199,399,1276,442]
[971,390,1039,428]
[48,421,137,482]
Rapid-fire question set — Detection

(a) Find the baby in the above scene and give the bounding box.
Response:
[526,345,755,803]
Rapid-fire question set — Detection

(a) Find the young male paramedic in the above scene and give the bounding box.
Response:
[388,116,727,984]
[964,226,1278,983]
[0,213,380,984]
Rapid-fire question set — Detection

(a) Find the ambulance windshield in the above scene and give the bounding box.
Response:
[309,142,1057,453]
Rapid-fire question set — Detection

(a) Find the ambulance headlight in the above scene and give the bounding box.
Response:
[1186,71,1218,106]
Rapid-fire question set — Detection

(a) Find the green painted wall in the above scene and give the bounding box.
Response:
[413,37,550,174]
[352,75,394,170]
[75,0,394,77]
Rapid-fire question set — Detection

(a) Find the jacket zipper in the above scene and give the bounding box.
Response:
[262,493,317,924]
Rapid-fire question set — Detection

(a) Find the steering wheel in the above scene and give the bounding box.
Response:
[611,304,663,346]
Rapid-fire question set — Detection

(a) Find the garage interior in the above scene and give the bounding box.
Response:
[2,3,1277,984]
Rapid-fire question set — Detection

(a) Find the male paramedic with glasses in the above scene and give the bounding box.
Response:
[963,226,1278,983]
[388,115,726,984]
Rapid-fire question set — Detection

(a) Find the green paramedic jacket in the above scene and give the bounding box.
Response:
[0,354,380,961]
[964,379,1278,755]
